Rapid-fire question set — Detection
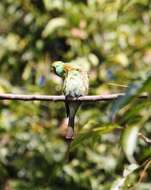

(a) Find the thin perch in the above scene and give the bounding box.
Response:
[0,93,148,102]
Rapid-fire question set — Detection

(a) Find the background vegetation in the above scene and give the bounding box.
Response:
[0,0,151,189]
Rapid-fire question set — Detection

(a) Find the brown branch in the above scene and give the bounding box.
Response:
[139,133,151,145]
[0,93,148,102]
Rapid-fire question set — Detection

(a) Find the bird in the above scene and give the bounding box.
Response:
[52,61,89,141]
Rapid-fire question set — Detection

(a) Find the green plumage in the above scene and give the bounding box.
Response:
[52,61,89,140]
[63,70,88,97]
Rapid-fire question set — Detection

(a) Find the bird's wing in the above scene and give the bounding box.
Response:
[64,63,81,73]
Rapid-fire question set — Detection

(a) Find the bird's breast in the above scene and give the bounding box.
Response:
[63,71,88,97]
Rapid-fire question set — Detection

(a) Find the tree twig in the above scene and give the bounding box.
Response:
[139,133,151,145]
[0,93,148,102]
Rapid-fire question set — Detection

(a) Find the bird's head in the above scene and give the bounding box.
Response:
[52,61,65,77]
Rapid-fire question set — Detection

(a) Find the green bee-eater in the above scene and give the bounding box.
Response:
[52,61,89,141]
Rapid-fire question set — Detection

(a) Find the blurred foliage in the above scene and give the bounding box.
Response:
[0,0,151,189]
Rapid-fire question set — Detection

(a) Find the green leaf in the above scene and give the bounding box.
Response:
[42,17,67,37]
[123,101,150,123]
[110,75,151,120]
[121,125,140,163]
[71,124,121,150]
[111,163,139,190]
[140,74,151,92]
[123,0,149,11]
[43,0,64,11]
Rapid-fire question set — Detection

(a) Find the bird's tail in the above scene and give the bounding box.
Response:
[65,101,80,162]
[66,116,75,140]
[65,102,80,140]
[65,115,75,162]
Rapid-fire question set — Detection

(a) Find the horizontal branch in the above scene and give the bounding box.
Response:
[0,93,148,102]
